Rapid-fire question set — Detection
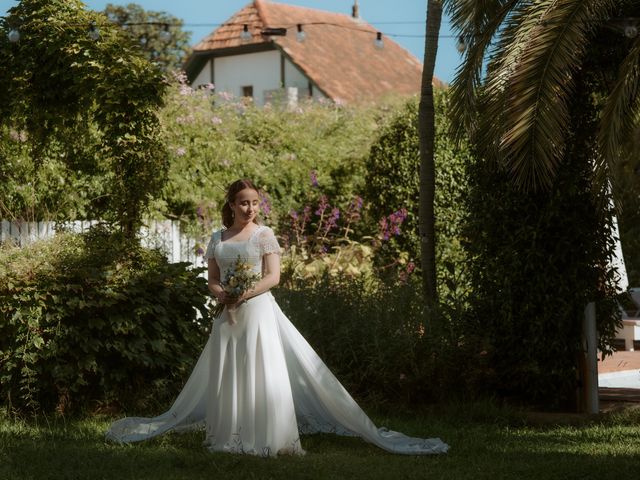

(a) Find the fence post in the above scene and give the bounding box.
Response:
[581,302,599,414]
[171,221,181,264]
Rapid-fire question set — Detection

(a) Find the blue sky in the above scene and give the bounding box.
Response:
[0,0,462,83]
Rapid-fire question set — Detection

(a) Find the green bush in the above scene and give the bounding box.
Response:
[462,123,621,408]
[274,275,438,405]
[364,91,472,314]
[156,74,394,239]
[0,228,211,413]
[613,128,640,287]
[0,0,167,235]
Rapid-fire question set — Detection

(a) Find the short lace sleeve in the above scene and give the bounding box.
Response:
[203,229,222,261]
[258,226,281,256]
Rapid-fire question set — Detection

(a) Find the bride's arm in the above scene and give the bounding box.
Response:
[241,252,280,301]
[208,259,226,300]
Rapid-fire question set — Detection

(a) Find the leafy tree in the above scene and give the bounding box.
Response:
[0,0,167,236]
[104,3,192,73]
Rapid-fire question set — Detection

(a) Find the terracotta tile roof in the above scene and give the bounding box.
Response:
[190,0,443,103]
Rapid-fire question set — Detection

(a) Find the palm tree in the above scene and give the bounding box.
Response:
[419,0,443,306]
[447,0,639,409]
[448,0,640,196]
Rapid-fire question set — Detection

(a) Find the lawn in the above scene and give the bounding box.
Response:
[1,402,639,480]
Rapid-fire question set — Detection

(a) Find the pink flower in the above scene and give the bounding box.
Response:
[211,116,222,125]
[176,147,186,156]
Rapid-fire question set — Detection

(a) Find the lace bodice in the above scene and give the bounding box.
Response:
[204,225,280,278]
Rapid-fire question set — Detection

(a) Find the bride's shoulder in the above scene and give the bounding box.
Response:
[209,227,227,246]
[256,224,276,237]
[255,225,280,254]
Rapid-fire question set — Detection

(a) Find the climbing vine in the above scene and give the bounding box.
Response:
[0,0,167,236]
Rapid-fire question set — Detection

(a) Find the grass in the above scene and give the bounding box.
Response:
[1,402,640,480]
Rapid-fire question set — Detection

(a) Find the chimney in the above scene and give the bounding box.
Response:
[352,0,359,19]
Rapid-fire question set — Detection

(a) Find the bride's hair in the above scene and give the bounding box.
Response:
[222,179,261,228]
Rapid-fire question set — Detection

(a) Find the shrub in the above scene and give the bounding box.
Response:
[462,101,621,408]
[157,74,393,240]
[0,228,211,413]
[0,0,167,235]
[275,274,434,405]
[363,90,472,316]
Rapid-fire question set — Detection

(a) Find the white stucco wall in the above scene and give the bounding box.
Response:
[283,58,308,95]
[192,59,211,87]
[191,50,327,106]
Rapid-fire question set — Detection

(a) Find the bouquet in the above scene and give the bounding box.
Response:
[211,255,261,323]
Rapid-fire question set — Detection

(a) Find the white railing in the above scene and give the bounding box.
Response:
[0,220,209,268]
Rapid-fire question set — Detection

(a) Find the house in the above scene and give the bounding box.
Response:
[184,0,441,105]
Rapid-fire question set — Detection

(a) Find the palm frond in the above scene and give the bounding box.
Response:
[597,35,640,180]
[485,0,616,189]
[448,0,521,141]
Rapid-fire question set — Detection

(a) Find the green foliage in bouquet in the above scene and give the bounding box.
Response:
[0,228,211,413]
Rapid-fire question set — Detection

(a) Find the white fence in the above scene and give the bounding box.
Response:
[0,220,208,268]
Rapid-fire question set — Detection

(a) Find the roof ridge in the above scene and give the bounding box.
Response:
[254,0,270,26]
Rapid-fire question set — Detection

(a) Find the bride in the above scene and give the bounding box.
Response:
[106,179,449,457]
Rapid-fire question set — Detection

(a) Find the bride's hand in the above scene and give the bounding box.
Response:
[217,292,238,305]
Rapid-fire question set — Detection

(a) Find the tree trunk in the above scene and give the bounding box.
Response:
[418,0,442,306]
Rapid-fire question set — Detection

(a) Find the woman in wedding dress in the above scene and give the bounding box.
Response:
[106,179,449,457]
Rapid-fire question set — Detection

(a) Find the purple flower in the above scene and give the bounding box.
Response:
[315,195,328,217]
[324,207,340,234]
[196,206,204,219]
[302,205,312,222]
[259,193,272,216]
[406,261,416,274]
[379,208,408,241]
[289,209,299,221]
[346,196,363,222]
[196,247,205,256]
[379,217,390,241]
[310,170,319,188]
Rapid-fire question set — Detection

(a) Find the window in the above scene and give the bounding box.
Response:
[241,85,254,98]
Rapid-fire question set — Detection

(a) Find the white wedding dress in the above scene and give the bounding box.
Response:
[106,225,449,456]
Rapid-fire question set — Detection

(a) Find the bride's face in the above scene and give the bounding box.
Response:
[231,188,260,225]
